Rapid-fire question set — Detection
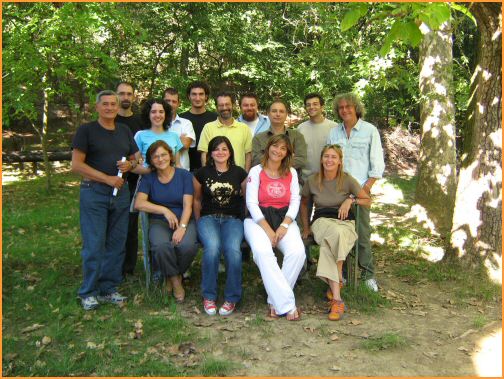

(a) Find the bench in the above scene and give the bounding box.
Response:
[140,205,360,289]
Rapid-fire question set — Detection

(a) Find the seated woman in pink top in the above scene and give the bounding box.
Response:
[244,134,305,321]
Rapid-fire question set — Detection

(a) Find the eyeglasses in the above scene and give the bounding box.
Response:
[151,152,170,161]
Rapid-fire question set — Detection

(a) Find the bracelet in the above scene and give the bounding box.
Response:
[280,223,289,229]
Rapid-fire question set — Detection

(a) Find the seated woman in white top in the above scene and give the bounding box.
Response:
[244,134,305,321]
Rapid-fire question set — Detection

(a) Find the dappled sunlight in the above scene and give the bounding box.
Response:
[435,163,454,193]
[420,245,445,262]
[2,162,73,186]
[473,328,502,377]
[373,179,405,205]
[484,254,502,285]
[404,204,439,235]
[370,232,385,245]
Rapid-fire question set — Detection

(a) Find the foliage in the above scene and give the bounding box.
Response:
[2,2,476,133]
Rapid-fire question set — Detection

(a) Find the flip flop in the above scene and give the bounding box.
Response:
[286,307,301,321]
[267,306,280,319]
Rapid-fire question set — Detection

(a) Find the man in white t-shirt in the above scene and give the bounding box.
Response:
[163,88,196,171]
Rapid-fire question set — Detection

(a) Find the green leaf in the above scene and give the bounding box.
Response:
[340,4,368,32]
[404,21,423,47]
[449,3,477,26]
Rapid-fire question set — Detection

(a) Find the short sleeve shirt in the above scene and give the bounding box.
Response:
[134,129,183,163]
[72,121,138,176]
[194,165,248,218]
[302,173,361,209]
[137,168,194,220]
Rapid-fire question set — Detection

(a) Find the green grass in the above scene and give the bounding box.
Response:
[473,315,488,329]
[199,355,237,376]
[360,332,408,351]
[344,282,390,314]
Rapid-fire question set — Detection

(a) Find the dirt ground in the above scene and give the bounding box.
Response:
[171,181,502,377]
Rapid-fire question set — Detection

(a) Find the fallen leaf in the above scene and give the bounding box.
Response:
[303,326,316,333]
[133,294,143,305]
[41,336,52,345]
[410,310,427,316]
[349,320,362,326]
[457,346,469,352]
[21,323,44,333]
[456,329,476,339]
[83,314,93,321]
[329,365,341,371]
[87,342,97,349]
[330,335,339,341]
[282,344,292,349]
[24,304,33,311]
[27,286,35,291]
[178,342,196,355]
[134,320,143,329]
[423,351,438,358]
[193,306,201,315]
[34,360,46,368]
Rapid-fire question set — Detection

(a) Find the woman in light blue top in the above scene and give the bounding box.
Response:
[134,99,183,167]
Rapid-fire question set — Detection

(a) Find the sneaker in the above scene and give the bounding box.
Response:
[219,301,236,316]
[365,278,379,292]
[218,262,225,274]
[203,299,217,316]
[97,292,127,305]
[182,270,191,279]
[328,300,345,321]
[81,296,99,311]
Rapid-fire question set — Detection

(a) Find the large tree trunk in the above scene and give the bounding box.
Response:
[449,3,502,274]
[416,20,458,238]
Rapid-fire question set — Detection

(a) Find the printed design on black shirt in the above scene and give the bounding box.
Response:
[206,179,235,206]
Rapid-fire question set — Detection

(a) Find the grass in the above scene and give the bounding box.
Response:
[472,315,488,329]
[199,355,237,376]
[360,332,408,352]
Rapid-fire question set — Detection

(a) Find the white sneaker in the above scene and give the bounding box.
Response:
[365,278,379,292]
[218,262,225,273]
[81,296,99,311]
[203,299,217,316]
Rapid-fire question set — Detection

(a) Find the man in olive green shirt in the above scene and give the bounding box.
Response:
[251,100,307,171]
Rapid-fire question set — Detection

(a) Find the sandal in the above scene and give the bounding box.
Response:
[286,307,301,321]
[267,306,280,319]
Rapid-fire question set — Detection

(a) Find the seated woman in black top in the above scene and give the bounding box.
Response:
[193,136,248,316]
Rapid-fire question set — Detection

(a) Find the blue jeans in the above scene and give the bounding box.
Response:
[78,181,130,298]
[197,215,244,303]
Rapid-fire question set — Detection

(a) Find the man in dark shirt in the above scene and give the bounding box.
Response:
[180,81,217,171]
[72,90,139,310]
[115,82,144,278]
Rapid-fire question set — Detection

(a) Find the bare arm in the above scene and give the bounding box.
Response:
[134,192,179,229]
[175,152,182,168]
[201,152,207,167]
[245,152,252,172]
[192,177,203,220]
[180,135,192,149]
[71,149,124,189]
[172,194,193,244]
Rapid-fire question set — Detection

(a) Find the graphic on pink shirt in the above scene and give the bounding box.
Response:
[267,181,286,198]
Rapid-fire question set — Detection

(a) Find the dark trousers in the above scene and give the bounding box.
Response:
[122,175,139,275]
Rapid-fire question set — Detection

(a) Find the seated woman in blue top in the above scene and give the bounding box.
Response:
[193,136,248,317]
[134,140,197,302]
[134,99,183,167]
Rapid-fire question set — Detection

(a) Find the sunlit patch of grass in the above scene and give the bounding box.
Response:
[360,332,408,351]
[473,315,488,329]
[199,355,237,376]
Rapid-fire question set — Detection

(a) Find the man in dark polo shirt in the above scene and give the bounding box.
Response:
[180,81,217,172]
[115,81,144,278]
[72,90,139,310]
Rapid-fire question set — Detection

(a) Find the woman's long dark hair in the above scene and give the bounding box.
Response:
[206,136,236,168]
[141,99,172,130]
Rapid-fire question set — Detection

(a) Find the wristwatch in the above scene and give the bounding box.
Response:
[180,223,187,229]
[280,223,289,229]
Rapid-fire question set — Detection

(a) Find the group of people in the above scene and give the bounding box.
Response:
[71,81,385,322]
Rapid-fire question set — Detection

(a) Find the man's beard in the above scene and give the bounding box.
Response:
[121,100,131,110]
[242,112,256,122]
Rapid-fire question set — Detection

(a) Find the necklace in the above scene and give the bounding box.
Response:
[215,165,228,177]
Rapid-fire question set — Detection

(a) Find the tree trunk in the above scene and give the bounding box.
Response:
[449,3,502,273]
[41,77,52,192]
[416,20,458,238]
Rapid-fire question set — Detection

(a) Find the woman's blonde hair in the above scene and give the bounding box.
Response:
[316,144,346,191]
[260,134,293,177]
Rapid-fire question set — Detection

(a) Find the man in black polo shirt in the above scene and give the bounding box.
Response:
[115,82,144,278]
[72,90,139,310]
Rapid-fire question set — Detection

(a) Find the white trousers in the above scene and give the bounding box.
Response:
[244,218,306,314]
